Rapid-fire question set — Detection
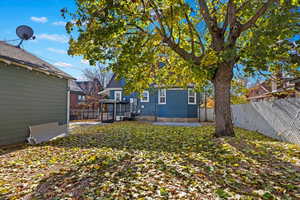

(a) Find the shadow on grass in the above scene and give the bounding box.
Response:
[27,154,135,199]
[4,123,300,199]
[184,138,300,198]
[0,143,28,156]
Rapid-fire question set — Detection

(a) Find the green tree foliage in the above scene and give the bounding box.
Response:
[64,0,299,136]
[231,79,249,104]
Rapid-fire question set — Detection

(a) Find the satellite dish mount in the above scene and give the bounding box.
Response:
[16,25,35,48]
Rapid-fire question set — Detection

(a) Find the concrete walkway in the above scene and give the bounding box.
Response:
[152,122,201,127]
[69,121,103,130]
[70,121,102,126]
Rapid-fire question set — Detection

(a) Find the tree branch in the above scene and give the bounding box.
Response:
[128,23,149,34]
[198,0,224,51]
[222,3,229,34]
[240,0,275,32]
[186,13,205,54]
[148,0,167,36]
[169,6,174,41]
[163,37,202,65]
[179,1,205,54]
[140,0,156,27]
[226,1,240,45]
[177,24,182,46]
[236,0,251,14]
[140,1,204,64]
[184,13,195,55]
[198,0,216,34]
[194,28,205,54]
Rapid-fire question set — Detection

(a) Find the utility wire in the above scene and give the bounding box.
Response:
[10,42,86,73]
[2,38,83,77]
[1,38,21,42]
[29,51,84,72]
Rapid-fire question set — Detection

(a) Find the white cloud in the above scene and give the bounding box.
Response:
[53,62,72,67]
[81,59,89,65]
[37,34,68,43]
[30,16,48,23]
[47,48,67,54]
[52,21,66,26]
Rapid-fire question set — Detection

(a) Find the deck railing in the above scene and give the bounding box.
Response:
[70,109,99,120]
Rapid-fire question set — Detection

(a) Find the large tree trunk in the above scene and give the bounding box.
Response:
[213,62,235,137]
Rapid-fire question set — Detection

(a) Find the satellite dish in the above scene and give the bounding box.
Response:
[15,25,35,48]
[16,25,34,40]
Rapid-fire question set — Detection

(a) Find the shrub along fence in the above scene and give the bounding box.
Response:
[200,98,300,145]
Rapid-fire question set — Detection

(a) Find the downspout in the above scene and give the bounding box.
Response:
[114,101,117,121]
[67,80,70,131]
[155,90,158,122]
[198,92,201,122]
[100,102,102,121]
[204,91,207,122]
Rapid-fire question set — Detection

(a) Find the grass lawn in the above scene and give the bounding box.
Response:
[0,122,299,200]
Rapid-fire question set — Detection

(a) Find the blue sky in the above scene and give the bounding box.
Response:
[0,0,91,80]
[1,1,298,82]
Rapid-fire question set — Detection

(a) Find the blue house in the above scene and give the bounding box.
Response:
[100,74,202,122]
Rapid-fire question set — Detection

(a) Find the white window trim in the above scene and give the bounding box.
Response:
[114,91,122,101]
[188,88,197,105]
[140,91,149,102]
[158,89,166,104]
[78,95,84,101]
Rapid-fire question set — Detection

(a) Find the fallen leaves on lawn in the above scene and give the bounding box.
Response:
[0,122,299,199]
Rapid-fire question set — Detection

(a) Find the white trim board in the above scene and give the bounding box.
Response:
[140,91,150,102]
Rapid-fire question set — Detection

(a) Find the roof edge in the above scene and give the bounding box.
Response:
[106,73,116,88]
[0,56,75,80]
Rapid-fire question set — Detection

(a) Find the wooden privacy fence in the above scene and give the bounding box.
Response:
[70,109,99,120]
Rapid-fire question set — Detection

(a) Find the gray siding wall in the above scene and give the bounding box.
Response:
[0,63,68,145]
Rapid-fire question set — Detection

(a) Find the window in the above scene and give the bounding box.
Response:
[140,91,149,102]
[78,95,85,101]
[158,89,166,104]
[114,91,122,101]
[188,88,196,104]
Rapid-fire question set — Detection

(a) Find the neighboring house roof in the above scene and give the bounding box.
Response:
[106,73,195,90]
[70,80,85,95]
[247,81,272,100]
[0,41,74,80]
[290,77,300,84]
[106,73,123,88]
[77,79,103,96]
[247,77,298,100]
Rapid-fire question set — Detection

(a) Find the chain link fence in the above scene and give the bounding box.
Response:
[200,98,300,145]
[232,98,300,145]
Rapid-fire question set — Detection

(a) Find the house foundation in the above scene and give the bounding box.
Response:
[137,116,199,122]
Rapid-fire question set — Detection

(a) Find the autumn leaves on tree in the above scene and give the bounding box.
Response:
[64,0,299,137]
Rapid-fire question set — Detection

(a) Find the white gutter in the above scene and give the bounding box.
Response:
[98,88,123,94]
[0,58,75,80]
